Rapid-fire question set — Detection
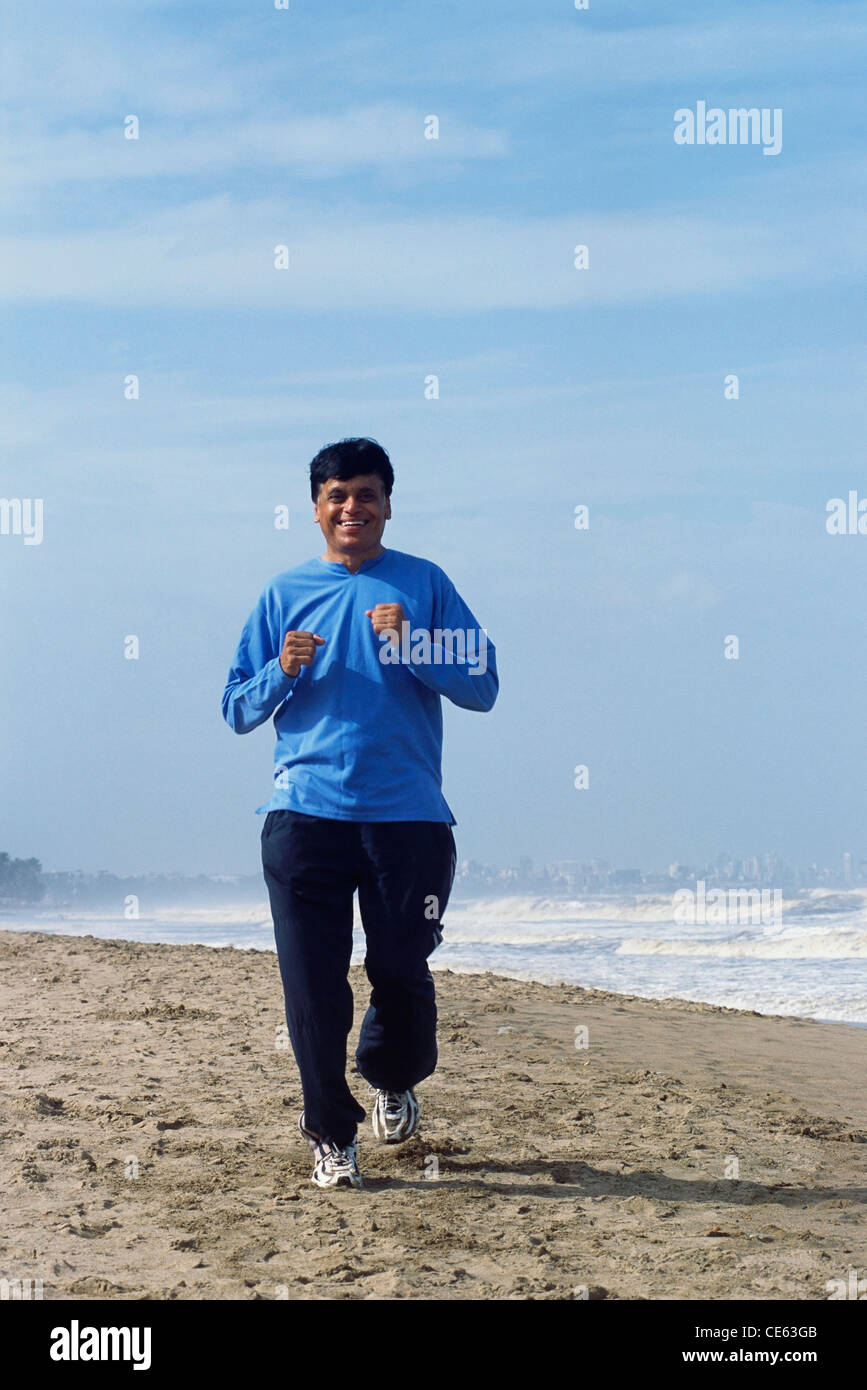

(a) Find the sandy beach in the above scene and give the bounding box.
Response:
[1,927,864,1301]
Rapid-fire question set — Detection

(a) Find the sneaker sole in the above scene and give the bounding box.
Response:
[311,1168,364,1190]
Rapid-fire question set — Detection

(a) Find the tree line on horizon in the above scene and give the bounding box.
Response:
[0,852,264,907]
[0,852,44,904]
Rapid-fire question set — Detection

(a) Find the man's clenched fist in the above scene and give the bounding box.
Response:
[365,603,405,649]
[280,630,326,677]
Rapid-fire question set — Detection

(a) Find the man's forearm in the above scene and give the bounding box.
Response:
[222,658,298,733]
[401,638,498,711]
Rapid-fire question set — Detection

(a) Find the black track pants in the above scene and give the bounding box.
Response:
[261,809,457,1147]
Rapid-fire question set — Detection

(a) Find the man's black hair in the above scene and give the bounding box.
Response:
[309,437,394,503]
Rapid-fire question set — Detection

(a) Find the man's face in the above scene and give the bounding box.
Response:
[314,473,391,563]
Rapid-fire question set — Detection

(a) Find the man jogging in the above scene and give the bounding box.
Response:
[221,437,498,1188]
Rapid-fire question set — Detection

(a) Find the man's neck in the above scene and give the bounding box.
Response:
[322,543,386,574]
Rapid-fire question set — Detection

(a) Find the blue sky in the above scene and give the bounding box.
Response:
[1,0,865,877]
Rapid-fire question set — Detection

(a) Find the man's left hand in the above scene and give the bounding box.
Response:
[365,603,405,649]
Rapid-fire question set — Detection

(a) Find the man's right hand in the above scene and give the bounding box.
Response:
[280,630,326,677]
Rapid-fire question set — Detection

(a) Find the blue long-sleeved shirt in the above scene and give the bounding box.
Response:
[221,548,498,821]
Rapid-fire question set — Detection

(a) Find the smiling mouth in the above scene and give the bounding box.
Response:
[338,520,368,529]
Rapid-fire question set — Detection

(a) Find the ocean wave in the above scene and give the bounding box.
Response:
[616,930,867,959]
[451,889,867,927]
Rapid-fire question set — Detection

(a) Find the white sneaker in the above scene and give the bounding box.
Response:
[370,1088,420,1144]
[299,1113,363,1189]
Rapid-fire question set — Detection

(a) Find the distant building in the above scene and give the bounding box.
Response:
[551,860,583,892]
[667,863,694,882]
[612,869,642,886]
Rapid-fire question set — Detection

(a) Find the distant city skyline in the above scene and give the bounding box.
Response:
[2,843,863,914]
[458,847,867,894]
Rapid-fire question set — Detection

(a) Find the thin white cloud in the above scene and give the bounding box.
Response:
[1,196,858,310]
[0,107,507,191]
[6,4,863,116]
[654,570,720,609]
[0,29,246,120]
[428,7,867,89]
